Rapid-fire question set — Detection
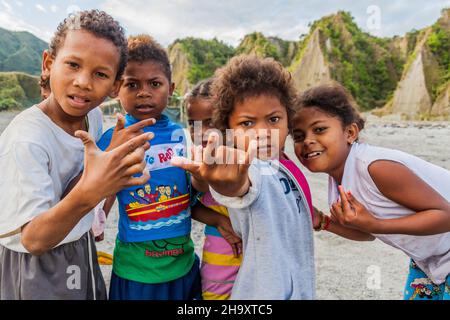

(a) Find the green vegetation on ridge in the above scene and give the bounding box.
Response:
[304,11,403,110]
[426,9,450,100]
[0,72,40,111]
[171,37,235,85]
[0,27,48,75]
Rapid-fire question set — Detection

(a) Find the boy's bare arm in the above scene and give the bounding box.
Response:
[102,195,116,217]
[21,131,153,255]
[61,172,82,199]
[192,201,242,257]
[192,201,223,226]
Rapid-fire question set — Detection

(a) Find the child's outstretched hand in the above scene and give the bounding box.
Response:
[74,130,153,206]
[106,113,156,151]
[330,186,379,233]
[171,132,257,197]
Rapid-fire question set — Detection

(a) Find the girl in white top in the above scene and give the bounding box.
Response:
[292,82,450,300]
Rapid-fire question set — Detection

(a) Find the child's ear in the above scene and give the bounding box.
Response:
[345,123,360,145]
[42,50,53,76]
[169,82,175,96]
[109,79,123,99]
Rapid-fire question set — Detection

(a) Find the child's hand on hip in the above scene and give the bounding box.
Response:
[106,113,156,151]
[171,132,257,197]
[74,130,153,206]
[330,186,379,233]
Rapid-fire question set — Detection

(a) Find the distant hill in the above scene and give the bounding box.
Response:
[379,8,450,119]
[168,37,235,94]
[0,27,48,75]
[236,32,298,67]
[1,9,448,118]
[289,11,404,110]
[167,9,449,119]
[0,72,40,111]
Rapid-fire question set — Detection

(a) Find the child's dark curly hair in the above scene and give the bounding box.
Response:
[186,78,215,100]
[127,34,172,83]
[183,78,215,112]
[296,82,365,131]
[212,55,297,132]
[44,9,127,88]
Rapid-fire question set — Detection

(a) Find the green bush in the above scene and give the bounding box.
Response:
[173,38,235,85]
[427,18,450,100]
[0,97,22,111]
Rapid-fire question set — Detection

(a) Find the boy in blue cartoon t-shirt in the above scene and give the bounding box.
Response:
[97,35,201,300]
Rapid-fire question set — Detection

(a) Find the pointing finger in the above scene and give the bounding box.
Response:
[115,113,125,131]
[127,118,156,132]
[171,156,201,174]
[113,132,153,158]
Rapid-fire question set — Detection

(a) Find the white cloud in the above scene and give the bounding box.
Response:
[100,0,315,46]
[0,7,51,42]
[1,0,13,13]
[35,3,46,13]
[15,0,23,7]
[100,0,449,47]
[50,5,58,13]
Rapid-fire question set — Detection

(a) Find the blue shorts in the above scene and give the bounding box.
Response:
[109,255,202,300]
[403,259,450,300]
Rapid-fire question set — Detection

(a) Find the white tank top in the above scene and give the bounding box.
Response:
[328,143,450,284]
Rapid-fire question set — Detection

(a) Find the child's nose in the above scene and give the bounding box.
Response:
[137,90,152,98]
[303,135,316,145]
[73,71,92,90]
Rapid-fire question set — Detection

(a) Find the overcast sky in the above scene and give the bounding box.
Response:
[1,0,449,46]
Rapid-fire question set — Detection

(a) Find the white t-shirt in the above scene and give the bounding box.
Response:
[328,142,450,284]
[0,105,103,253]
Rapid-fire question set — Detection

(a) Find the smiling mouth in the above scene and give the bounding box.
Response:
[302,151,323,159]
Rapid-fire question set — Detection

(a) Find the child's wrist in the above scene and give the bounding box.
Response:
[212,214,226,229]
[73,183,102,209]
[234,177,251,197]
[366,218,383,234]
[313,211,331,232]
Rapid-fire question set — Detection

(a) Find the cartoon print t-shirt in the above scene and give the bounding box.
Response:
[97,114,192,243]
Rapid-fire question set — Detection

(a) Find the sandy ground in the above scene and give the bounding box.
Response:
[1,110,449,299]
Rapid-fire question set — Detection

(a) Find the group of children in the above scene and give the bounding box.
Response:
[0,9,449,300]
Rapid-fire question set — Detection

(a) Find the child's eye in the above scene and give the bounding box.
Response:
[293,132,305,142]
[126,82,138,89]
[207,120,215,128]
[269,116,280,124]
[314,127,327,133]
[151,81,161,88]
[66,62,79,69]
[96,72,109,79]
[240,121,253,127]
[188,120,194,127]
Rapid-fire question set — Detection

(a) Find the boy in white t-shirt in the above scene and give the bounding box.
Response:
[0,10,153,300]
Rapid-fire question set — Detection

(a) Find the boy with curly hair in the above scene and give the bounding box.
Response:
[0,10,152,300]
